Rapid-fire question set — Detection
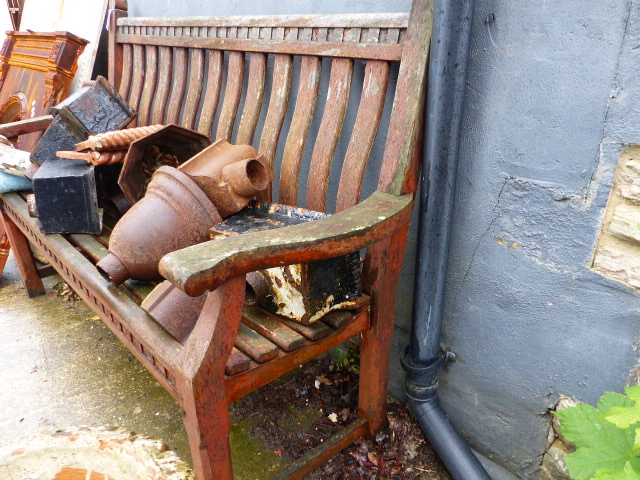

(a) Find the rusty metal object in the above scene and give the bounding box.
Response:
[210,202,363,324]
[0,31,87,152]
[56,149,127,165]
[118,124,211,204]
[179,139,273,217]
[75,124,163,151]
[31,76,136,165]
[52,75,135,135]
[97,166,222,285]
[141,280,206,344]
[245,271,270,306]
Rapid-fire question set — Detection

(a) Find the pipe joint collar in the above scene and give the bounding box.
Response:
[401,348,455,386]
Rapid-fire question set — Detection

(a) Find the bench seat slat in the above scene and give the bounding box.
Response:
[279,55,321,205]
[151,46,172,124]
[236,52,267,145]
[257,53,292,202]
[336,60,389,212]
[166,47,188,124]
[137,45,158,126]
[197,49,224,136]
[216,51,245,140]
[182,48,205,130]
[306,57,353,211]
[128,44,145,127]
[118,43,133,102]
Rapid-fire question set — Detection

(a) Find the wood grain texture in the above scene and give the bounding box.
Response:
[159,191,413,296]
[137,45,158,126]
[257,53,292,202]
[197,49,223,136]
[236,52,266,145]
[174,277,245,480]
[119,13,409,29]
[216,51,245,140]
[242,306,305,351]
[225,309,369,403]
[150,46,172,124]
[118,43,133,104]
[108,9,127,89]
[182,48,205,129]
[235,322,279,362]
[0,222,8,276]
[378,0,432,195]
[336,60,389,212]
[359,225,409,434]
[306,58,353,212]
[119,34,404,61]
[127,44,145,127]
[0,210,44,297]
[165,47,188,125]
[279,55,321,206]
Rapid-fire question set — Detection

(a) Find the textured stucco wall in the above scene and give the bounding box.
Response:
[127,0,640,477]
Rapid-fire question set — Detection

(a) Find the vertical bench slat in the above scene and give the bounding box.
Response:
[182,48,205,130]
[118,43,133,102]
[128,44,146,127]
[257,53,292,202]
[305,58,353,212]
[197,49,224,137]
[336,60,389,212]
[278,55,321,206]
[165,47,189,125]
[216,51,245,140]
[137,45,158,127]
[151,46,173,125]
[236,53,267,145]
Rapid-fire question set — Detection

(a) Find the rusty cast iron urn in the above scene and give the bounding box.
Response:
[96,166,222,285]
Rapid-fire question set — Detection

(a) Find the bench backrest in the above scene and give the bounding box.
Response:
[108,0,431,213]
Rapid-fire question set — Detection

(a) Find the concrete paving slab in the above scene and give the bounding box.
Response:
[0,253,284,479]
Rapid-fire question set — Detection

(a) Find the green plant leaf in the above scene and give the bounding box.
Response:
[626,386,640,403]
[555,394,638,480]
[594,461,640,480]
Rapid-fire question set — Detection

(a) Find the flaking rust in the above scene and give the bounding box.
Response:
[211,202,364,324]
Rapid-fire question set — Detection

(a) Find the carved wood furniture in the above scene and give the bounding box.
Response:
[0,30,87,150]
[0,0,433,478]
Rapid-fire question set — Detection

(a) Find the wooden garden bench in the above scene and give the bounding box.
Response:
[0,0,433,478]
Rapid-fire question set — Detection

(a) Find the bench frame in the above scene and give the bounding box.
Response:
[0,1,433,478]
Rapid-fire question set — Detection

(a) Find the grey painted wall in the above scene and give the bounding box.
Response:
[127,0,640,478]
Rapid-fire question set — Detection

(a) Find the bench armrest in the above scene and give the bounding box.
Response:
[0,115,53,138]
[159,190,413,296]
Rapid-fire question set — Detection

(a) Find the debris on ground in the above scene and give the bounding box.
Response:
[51,281,79,302]
[230,352,451,480]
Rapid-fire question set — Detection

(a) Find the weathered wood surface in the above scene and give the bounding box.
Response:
[0,115,52,138]
[0,1,435,479]
[196,49,223,136]
[306,58,353,212]
[120,13,409,28]
[279,55,321,206]
[0,209,44,297]
[215,51,244,140]
[160,192,413,296]
[0,221,10,275]
[118,34,404,61]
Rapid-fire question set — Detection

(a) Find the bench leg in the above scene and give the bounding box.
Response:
[0,221,9,276]
[175,277,246,480]
[0,210,45,297]
[359,225,410,435]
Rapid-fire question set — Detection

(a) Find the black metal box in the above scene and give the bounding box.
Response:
[32,158,100,234]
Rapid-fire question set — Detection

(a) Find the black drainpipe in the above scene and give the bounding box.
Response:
[402,0,490,479]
